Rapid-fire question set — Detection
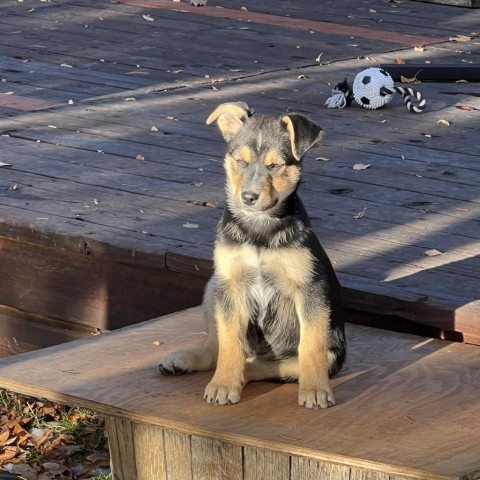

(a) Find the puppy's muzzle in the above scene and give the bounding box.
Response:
[242,191,259,206]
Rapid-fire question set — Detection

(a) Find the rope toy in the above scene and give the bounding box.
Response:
[326,67,426,113]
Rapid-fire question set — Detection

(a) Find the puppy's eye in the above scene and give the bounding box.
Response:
[235,158,247,167]
[267,163,284,171]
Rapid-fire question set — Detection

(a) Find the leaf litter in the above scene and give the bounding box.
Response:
[0,390,110,479]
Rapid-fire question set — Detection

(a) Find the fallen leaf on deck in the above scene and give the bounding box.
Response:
[437,119,450,126]
[400,75,421,84]
[183,222,199,229]
[414,46,424,52]
[450,34,472,42]
[425,249,443,257]
[353,207,367,220]
[456,105,478,111]
[353,163,371,170]
[142,14,154,21]
[135,154,145,161]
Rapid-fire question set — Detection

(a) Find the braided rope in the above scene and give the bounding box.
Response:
[380,86,426,113]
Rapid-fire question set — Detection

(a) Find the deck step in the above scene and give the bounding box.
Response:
[0,307,479,480]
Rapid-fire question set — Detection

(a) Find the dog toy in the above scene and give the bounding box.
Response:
[325,67,426,113]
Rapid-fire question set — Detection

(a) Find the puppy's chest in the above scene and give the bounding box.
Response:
[215,244,314,308]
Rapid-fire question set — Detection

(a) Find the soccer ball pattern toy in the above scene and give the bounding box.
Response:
[326,67,426,113]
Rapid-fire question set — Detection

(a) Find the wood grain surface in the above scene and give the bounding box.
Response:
[0,307,478,479]
[0,0,479,342]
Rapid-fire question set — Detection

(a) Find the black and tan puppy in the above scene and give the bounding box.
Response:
[159,102,346,409]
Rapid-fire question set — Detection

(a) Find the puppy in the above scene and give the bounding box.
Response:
[159,102,346,409]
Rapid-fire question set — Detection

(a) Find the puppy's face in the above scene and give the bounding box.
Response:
[207,103,324,215]
[225,116,301,213]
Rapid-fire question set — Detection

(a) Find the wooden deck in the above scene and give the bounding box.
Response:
[0,307,479,479]
[0,0,479,344]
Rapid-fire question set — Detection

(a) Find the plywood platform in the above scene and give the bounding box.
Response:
[0,307,479,479]
[0,0,479,344]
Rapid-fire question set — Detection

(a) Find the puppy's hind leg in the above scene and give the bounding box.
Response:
[158,332,217,375]
[245,356,300,383]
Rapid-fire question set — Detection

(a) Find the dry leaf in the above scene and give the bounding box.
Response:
[353,207,367,220]
[135,154,145,161]
[425,249,443,257]
[183,222,199,229]
[394,57,405,64]
[142,14,154,21]
[437,119,450,126]
[153,341,161,346]
[456,105,478,111]
[401,75,421,84]
[450,34,472,42]
[414,46,424,52]
[353,163,371,170]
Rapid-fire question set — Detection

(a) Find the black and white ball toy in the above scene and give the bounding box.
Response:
[326,67,426,113]
[352,67,395,109]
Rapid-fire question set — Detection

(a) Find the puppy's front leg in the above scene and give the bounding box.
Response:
[296,300,335,409]
[204,301,249,405]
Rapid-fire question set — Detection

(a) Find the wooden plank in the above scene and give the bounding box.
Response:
[0,235,206,330]
[0,307,478,480]
[379,64,480,81]
[290,457,350,480]
[412,0,480,7]
[191,436,243,480]
[243,447,290,480]
[163,430,193,480]
[133,423,167,480]
[105,416,138,480]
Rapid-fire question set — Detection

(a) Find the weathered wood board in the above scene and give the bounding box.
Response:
[0,0,479,343]
[0,307,478,479]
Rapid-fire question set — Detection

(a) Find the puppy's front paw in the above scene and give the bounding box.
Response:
[298,387,335,409]
[204,381,242,405]
[159,350,196,376]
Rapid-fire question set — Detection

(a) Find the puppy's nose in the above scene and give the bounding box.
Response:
[241,191,259,206]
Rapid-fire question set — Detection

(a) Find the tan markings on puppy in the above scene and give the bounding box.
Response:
[206,102,250,141]
[204,305,247,405]
[263,149,283,168]
[236,145,253,164]
[245,356,300,382]
[260,247,314,297]
[205,246,255,404]
[282,115,324,161]
[263,149,301,199]
[224,146,254,202]
[295,300,334,409]
[271,165,301,198]
[282,116,301,160]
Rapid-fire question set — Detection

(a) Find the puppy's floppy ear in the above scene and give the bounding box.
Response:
[206,102,254,141]
[281,114,324,161]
